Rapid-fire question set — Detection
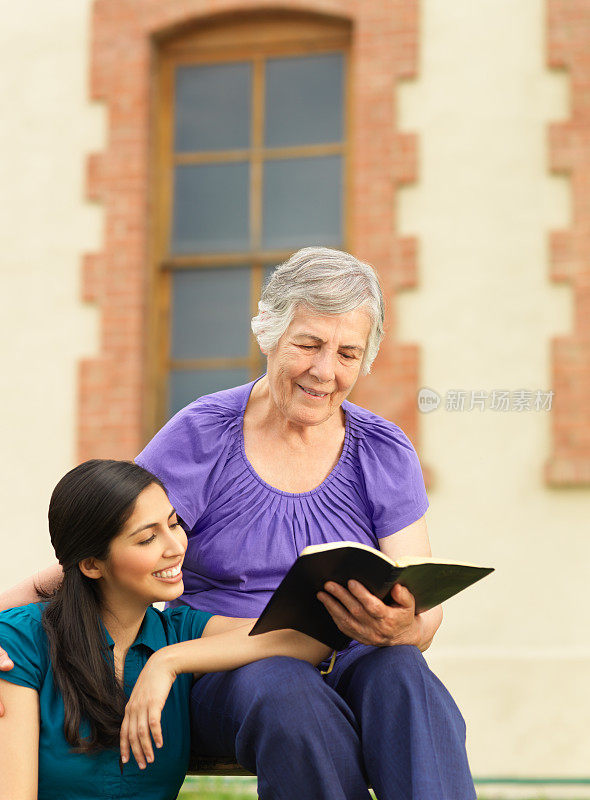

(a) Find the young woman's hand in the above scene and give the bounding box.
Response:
[119,651,177,769]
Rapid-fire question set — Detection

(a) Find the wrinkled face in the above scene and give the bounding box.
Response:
[98,483,188,608]
[265,305,372,427]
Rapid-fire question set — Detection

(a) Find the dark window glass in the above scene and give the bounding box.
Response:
[265,54,344,147]
[175,62,251,152]
[171,162,250,253]
[171,267,252,359]
[262,156,342,249]
[169,368,251,417]
[160,36,347,429]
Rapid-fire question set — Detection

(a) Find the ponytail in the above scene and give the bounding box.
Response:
[42,568,127,752]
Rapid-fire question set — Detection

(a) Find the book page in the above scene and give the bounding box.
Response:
[300,542,482,570]
[394,555,482,568]
[300,540,395,566]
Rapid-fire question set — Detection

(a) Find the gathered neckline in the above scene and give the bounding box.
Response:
[238,374,352,498]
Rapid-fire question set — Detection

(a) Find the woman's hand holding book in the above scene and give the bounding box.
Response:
[317,580,422,648]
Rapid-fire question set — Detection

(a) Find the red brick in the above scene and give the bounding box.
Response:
[546,0,590,486]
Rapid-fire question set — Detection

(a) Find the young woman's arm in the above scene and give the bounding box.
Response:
[0,678,39,800]
[0,564,63,718]
[120,621,332,769]
[197,614,258,636]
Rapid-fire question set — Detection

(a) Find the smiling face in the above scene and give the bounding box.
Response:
[95,482,188,611]
[264,305,372,428]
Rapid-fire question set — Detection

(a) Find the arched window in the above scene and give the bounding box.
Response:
[150,12,351,424]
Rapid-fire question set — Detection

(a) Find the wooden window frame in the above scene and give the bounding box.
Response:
[147,13,352,431]
[84,1,422,465]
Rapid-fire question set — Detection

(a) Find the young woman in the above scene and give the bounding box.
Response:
[0,459,331,800]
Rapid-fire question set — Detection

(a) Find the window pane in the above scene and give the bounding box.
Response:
[171,163,250,254]
[265,53,344,147]
[174,62,251,152]
[169,369,251,417]
[262,156,342,250]
[171,267,252,359]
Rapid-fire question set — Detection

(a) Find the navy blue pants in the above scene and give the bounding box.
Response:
[190,643,476,800]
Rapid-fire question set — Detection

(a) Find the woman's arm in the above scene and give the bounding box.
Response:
[0,564,63,717]
[167,619,331,675]
[317,515,443,652]
[177,614,327,686]
[0,678,39,800]
[199,614,258,636]
[378,514,443,649]
[0,563,63,613]
[120,622,332,768]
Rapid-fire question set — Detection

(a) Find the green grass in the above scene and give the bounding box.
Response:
[179,776,257,798]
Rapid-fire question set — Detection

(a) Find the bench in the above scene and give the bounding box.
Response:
[189,757,253,777]
[187,759,374,793]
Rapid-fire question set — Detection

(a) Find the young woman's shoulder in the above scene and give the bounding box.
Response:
[150,604,214,645]
[0,601,45,623]
[0,603,50,690]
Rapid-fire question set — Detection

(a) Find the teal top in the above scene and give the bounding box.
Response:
[0,602,213,800]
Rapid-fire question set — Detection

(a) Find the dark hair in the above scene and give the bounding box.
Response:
[41,459,165,754]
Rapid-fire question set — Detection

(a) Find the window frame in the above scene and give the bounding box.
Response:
[147,13,353,432]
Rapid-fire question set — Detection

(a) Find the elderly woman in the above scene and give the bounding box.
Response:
[0,248,475,800]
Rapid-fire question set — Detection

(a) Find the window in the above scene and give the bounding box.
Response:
[150,13,351,424]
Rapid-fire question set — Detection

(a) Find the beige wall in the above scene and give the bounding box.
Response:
[0,0,102,581]
[0,0,588,784]
[398,0,590,780]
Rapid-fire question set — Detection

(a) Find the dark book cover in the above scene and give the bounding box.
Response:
[249,543,494,650]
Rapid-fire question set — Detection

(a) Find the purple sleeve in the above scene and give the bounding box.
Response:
[135,404,231,530]
[358,420,429,538]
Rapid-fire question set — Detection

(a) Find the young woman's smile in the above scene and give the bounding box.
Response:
[97,483,188,608]
[151,560,183,583]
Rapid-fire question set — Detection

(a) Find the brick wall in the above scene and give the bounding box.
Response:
[546,0,590,485]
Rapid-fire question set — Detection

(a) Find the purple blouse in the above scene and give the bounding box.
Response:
[136,375,429,618]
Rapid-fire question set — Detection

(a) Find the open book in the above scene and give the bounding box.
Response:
[249,541,494,650]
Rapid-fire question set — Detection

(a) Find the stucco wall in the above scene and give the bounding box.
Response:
[398,0,590,778]
[0,0,102,581]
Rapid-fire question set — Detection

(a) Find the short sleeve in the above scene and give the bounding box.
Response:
[0,605,48,690]
[166,605,214,642]
[357,417,429,538]
[136,401,237,530]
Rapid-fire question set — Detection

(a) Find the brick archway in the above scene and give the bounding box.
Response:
[81,0,423,465]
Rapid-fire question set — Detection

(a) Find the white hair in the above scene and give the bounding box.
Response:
[251,247,385,375]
